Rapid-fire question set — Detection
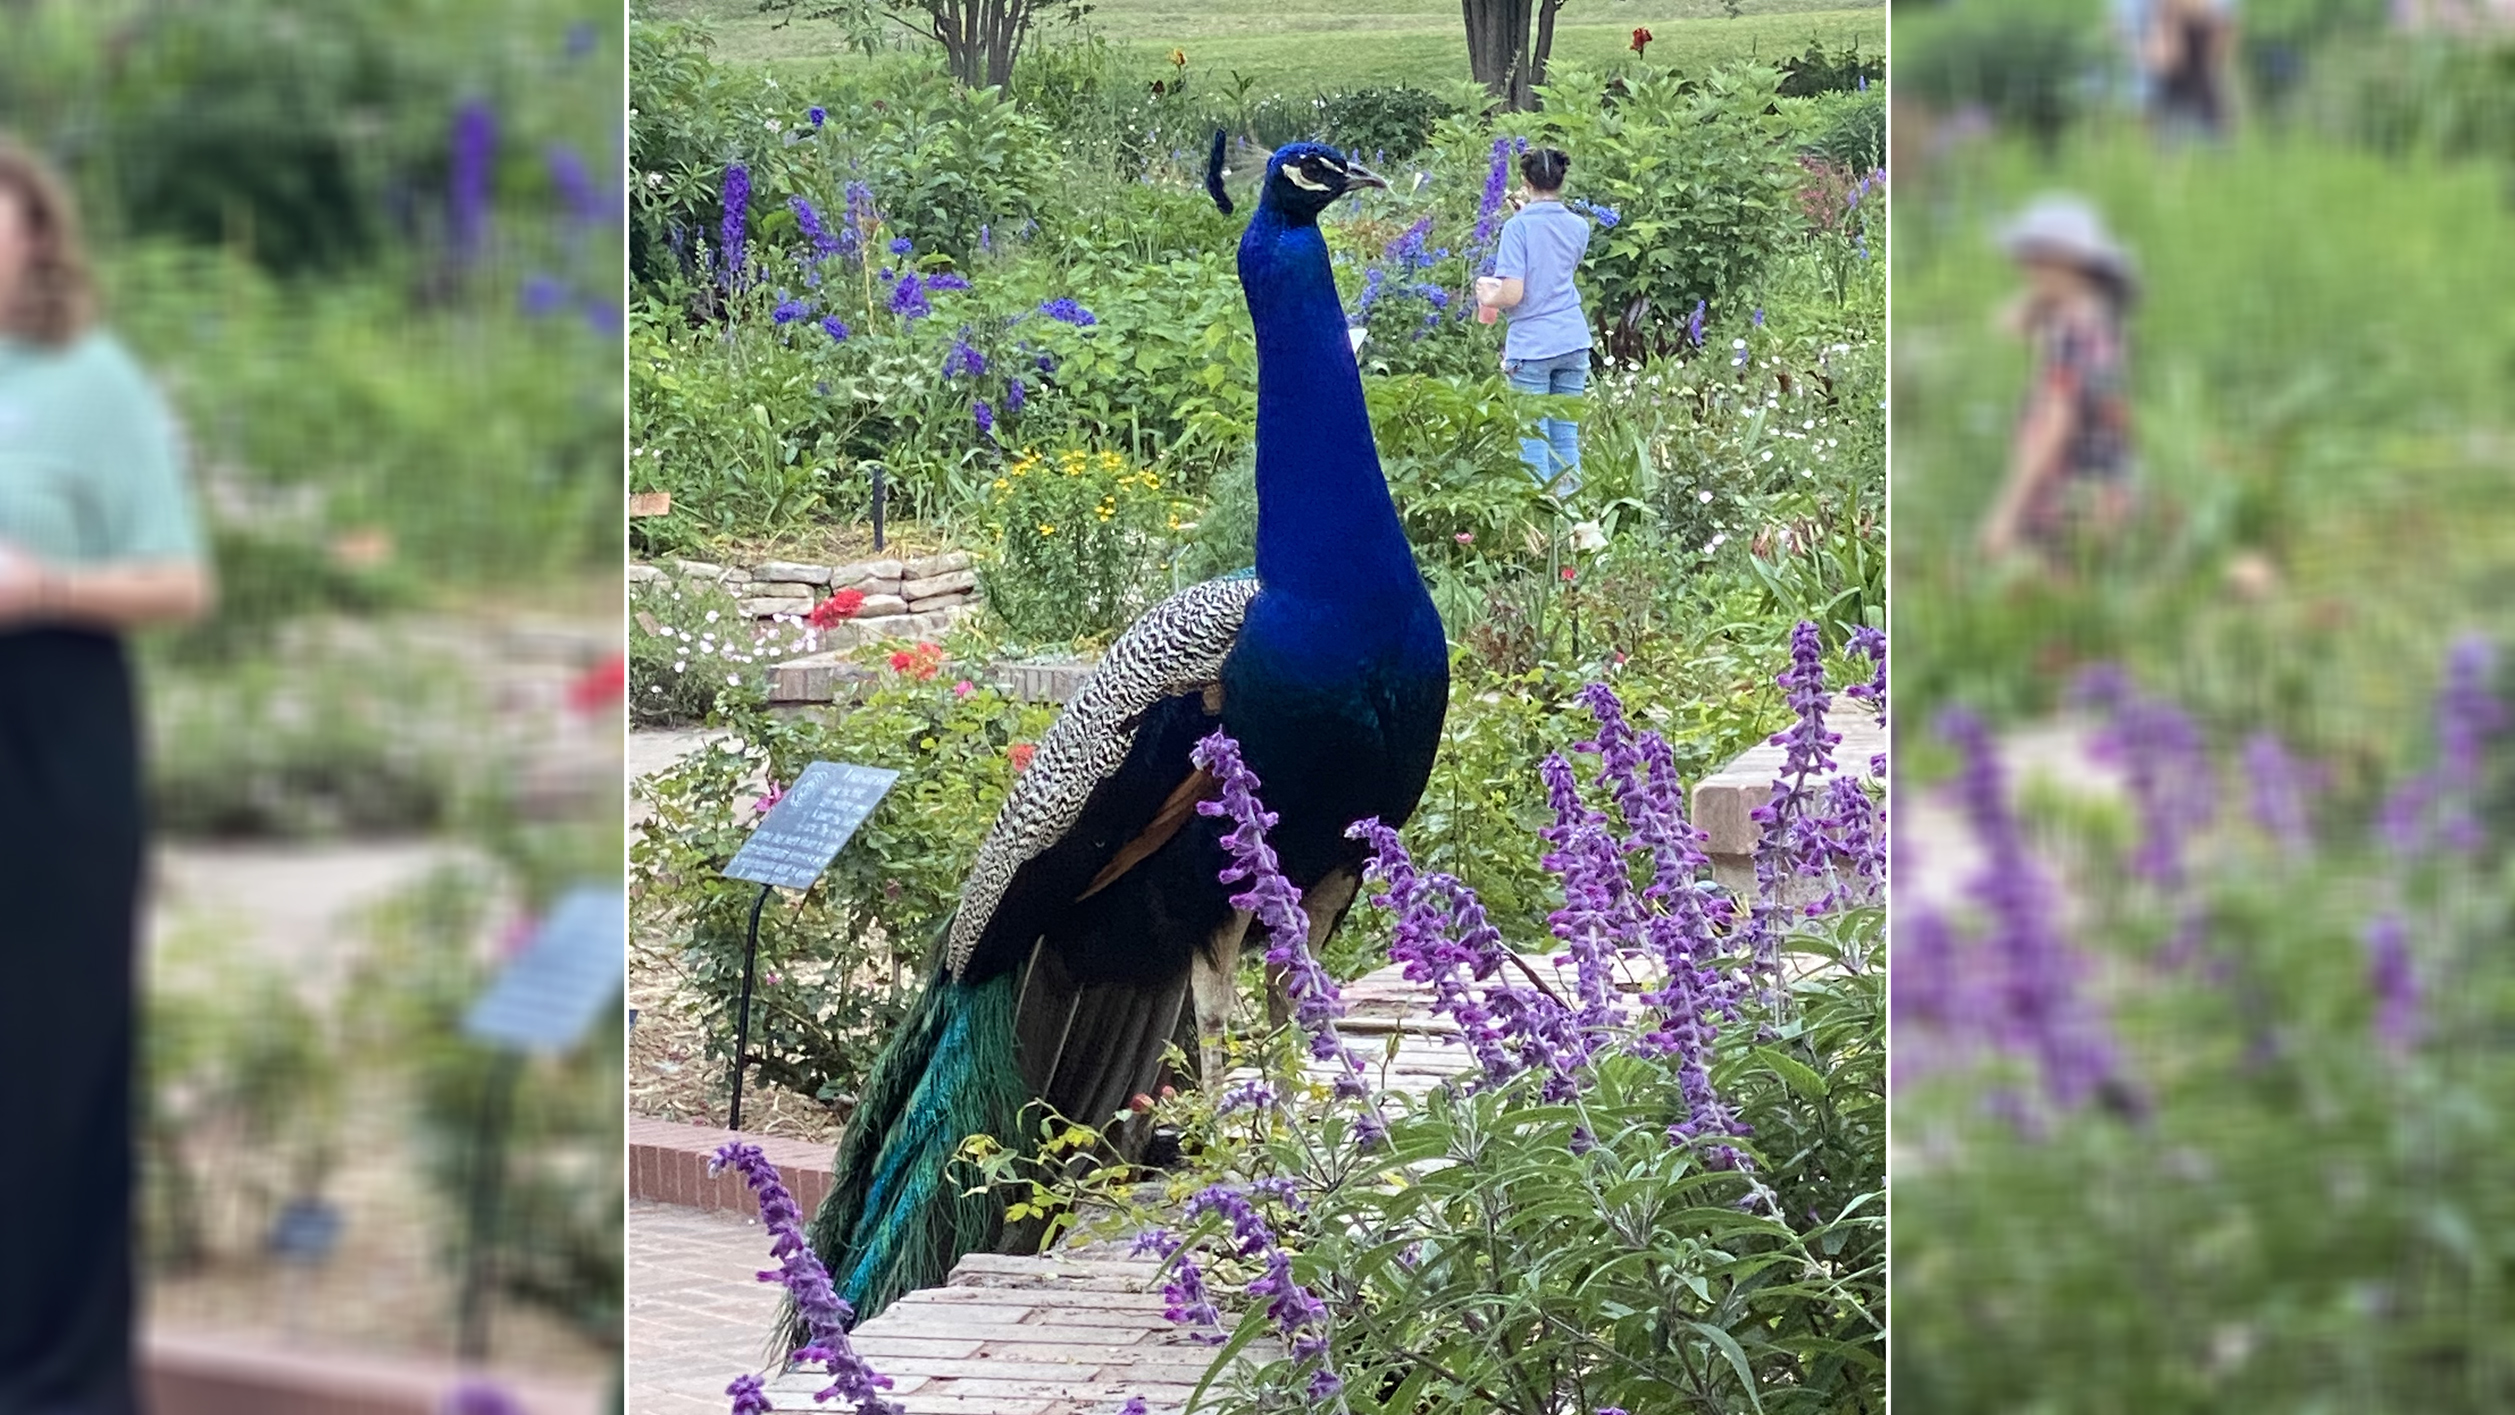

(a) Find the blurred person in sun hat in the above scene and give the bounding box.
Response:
[1979,194,2140,566]
[0,132,212,1415]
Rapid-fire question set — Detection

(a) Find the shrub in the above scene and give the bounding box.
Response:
[1894,2,2101,146]
[1777,37,1887,99]
[975,447,1190,646]
[1513,64,1811,359]
[629,578,817,728]
[633,668,1055,1111]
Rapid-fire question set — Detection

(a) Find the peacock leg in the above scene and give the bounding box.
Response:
[1191,910,1253,1089]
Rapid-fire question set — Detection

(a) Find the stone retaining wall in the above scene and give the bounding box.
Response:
[629,551,982,651]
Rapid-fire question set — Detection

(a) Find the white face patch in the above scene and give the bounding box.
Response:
[1280,161,1332,192]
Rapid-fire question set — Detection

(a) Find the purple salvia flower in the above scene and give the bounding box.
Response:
[925,270,971,292]
[449,101,497,263]
[1178,1185,1339,1389]
[1217,1079,1277,1113]
[708,1142,901,1413]
[1160,1250,1225,1342]
[1037,296,1098,325]
[840,181,875,260]
[772,296,811,325]
[807,105,827,128]
[821,315,850,343]
[1538,752,1633,1060]
[726,1374,773,1415]
[2365,910,2421,1055]
[439,1381,529,1415]
[1940,708,2125,1115]
[1890,904,1967,1088]
[887,235,914,256]
[1471,136,1512,259]
[1191,731,1375,1098]
[2072,665,2213,891]
[1117,1400,1149,1415]
[2241,732,2316,856]
[1846,625,1886,728]
[973,400,995,437]
[1686,299,1706,347]
[2433,634,2503,853]
[1349,818,1579,1089]
[1005,378,1026,413]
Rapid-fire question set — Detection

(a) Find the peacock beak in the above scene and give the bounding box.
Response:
[1341,163,1388,192]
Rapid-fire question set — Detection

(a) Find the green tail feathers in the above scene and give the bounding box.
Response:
[803,965,1027,1328]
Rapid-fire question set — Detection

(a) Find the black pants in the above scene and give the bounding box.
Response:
[0,629,145,1415]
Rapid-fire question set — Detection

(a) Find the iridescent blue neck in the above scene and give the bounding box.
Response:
[1239,201,1419,602]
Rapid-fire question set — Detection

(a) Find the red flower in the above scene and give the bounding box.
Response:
[1008,742,1037,772]
[1631,25,1653,55]
[1129,1092,1155,1114]
[808,587,866,628]
[887,640,946,681]
[567,654,625,714]
[1561,564,1577,582]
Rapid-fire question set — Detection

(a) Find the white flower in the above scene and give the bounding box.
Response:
[1697,489,1714,503]
[765,118,781,132]
[704,610,720,624]
[1760,450,1773,462]
[1569,520,1607,552]
[645,172,665,189]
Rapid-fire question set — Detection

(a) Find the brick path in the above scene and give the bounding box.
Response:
[627,1202,789,1415]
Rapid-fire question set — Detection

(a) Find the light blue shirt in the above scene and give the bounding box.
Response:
[1493,200,1592,361]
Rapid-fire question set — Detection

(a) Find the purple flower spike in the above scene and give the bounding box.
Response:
[709,1142,902,1414]
[2240,732,2317,856]
[1190,731,1377,1109]
[1940,708,2125,1116]
[2366,911,2422,1055]
[718,164,751,289]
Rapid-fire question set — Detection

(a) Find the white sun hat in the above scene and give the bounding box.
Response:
[1998,194,2138,293]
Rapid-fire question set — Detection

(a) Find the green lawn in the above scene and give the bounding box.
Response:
[643,0,1882,89]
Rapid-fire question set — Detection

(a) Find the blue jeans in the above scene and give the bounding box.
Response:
[1505,348,1589,498]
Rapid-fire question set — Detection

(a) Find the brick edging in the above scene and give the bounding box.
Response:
[144,1328,601,1415]
[630,1114,835,1218]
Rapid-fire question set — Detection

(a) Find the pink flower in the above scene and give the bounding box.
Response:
[1454,531,1474,545]
[952,679,975,699]
[1009,743,1037,772]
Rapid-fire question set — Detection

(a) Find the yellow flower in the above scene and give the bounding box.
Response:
[1037,523,1057,536]
[992,478,1010,491]
[1169,47,1187,68]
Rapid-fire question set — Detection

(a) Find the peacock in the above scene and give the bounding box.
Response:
[801,140,1450,1327]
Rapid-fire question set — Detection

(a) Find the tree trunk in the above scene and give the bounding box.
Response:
[1461,0,1540,111]
[1530,0,1565,93]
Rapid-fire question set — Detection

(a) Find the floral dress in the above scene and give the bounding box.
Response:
[2021,303,2133,545]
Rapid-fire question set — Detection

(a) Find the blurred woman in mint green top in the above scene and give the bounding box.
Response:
[1,135,213,1415]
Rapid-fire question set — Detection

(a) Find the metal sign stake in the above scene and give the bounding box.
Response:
[727,881,774,1133]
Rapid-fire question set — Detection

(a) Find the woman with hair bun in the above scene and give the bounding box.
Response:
[1476,146,1593,499]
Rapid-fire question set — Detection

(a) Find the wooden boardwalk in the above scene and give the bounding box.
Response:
[758,1252,1263,1414]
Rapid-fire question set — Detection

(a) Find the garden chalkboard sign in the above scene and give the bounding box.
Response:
[463,884,628,1055]
[720,760,899,1130]
[724,760,900,890]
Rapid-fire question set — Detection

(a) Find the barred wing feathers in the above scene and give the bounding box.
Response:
[946,574,1259,979]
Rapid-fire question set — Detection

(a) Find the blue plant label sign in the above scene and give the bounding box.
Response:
[268,1195,344,1264]
[463,884,627,1054]
[724,761,900,891]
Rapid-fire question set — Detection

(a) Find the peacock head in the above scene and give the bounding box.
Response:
[1261,142,1386,222]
